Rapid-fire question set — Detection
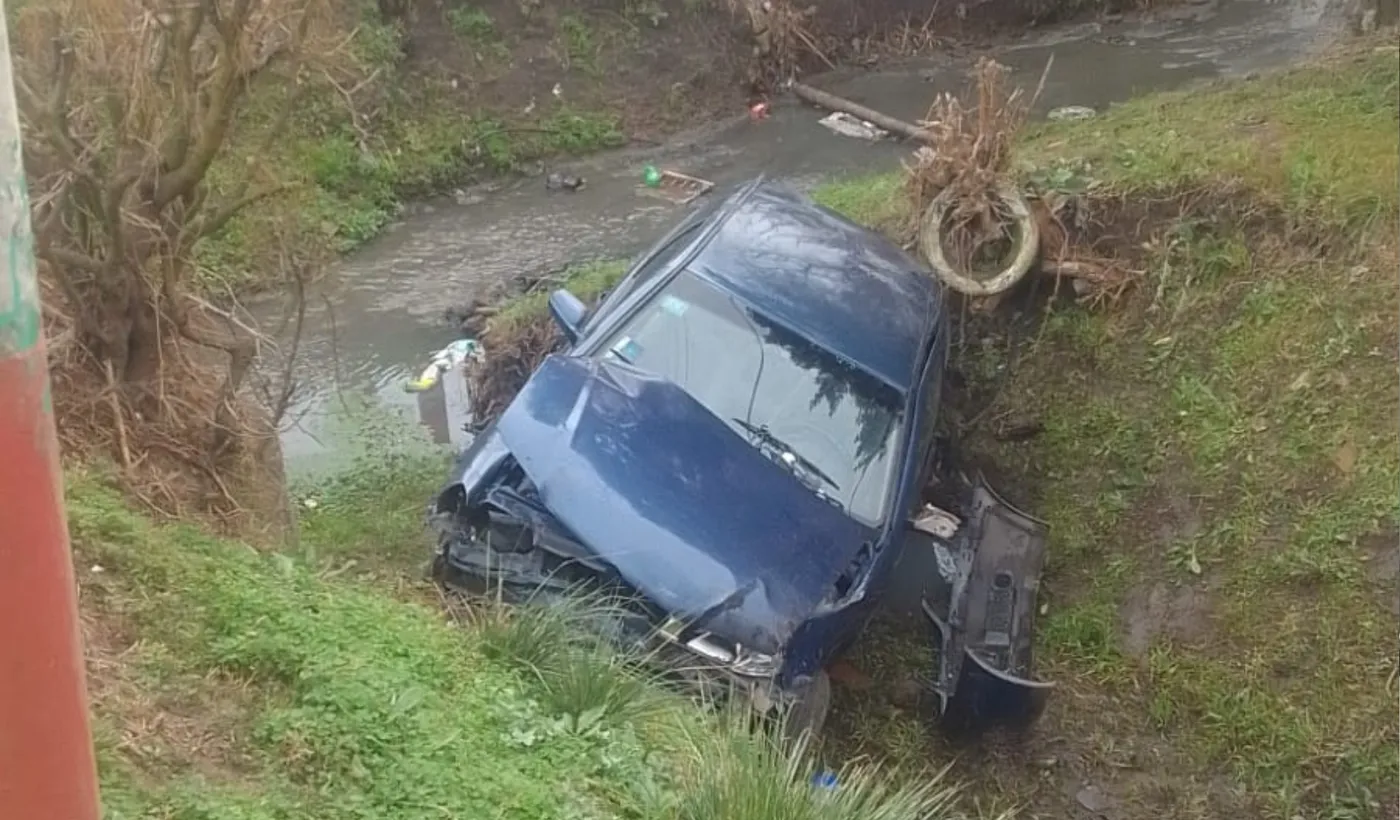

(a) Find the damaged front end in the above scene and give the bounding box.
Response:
[912,473,1054,733]
[429,354,882,731]
[428,439,801,719]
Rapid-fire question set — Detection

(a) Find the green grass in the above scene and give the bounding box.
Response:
[72,467,978,820]
[815,45,1399,818]
[488,259,629,332]
[817,48,1400,233]
[74,471,662,820]
[447,4,497,41]
[190,14,626,293]
[811,174,907,234]
[1015,46,1400,228]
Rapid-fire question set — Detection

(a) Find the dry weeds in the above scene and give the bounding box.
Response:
[14,0,353,533]
[903,58,1040,273]
[905,56,1140,304]
[726,0,837,89]
[464,318,561,428]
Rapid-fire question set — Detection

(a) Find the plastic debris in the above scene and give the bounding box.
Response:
[1075,784,1113,816]
[545,172,586,192]
[811,771,839,791]
[1048,105,1097,121]
[817,111,889,141]
[749,100,771,121]
[637,169,714,205]
[405,339,483,393]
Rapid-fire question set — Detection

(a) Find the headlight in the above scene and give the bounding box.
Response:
[730,647,781,678]
[660,617,781,678]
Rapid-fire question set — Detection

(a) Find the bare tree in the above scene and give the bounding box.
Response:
[15,1,338,422]
[11,0,353,522]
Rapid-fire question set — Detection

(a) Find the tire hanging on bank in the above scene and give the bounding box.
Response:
[918,182,1040,298]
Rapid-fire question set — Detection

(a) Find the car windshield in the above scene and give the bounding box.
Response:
[593,270,904,526]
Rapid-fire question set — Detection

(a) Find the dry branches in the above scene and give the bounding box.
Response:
[12,0,352,530]
[904,57,1041,253]
[465,319,562,429]
[729,0,834,89]
[903,57,1137,304]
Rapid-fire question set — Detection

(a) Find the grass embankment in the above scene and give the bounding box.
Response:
[193,1,674,293]
[466,259,629,421]
[78,457,967,819]
[816,45,1399,818]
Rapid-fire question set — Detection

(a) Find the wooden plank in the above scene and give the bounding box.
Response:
[789,81,931,143]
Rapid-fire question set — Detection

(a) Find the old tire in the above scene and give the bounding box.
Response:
[782,670,832,747]
[918,182,1040,298]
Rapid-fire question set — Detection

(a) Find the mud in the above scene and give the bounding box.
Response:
[1120,580,1214,657]
[262,0,1345,476]
[1361,530,1400,615]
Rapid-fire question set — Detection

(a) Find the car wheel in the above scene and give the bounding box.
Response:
[782,670,831,747]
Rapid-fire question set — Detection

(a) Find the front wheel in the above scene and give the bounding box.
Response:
[781,670,832,747]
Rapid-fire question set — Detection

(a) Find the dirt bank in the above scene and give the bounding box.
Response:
[452,36,1397,820]
[816,40,1399,820]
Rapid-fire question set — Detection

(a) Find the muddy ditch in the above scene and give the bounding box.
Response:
[450,162,1388,813]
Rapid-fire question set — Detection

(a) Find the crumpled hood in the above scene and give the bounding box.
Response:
[491,355,871,653]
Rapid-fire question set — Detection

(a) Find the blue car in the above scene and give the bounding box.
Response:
[430,177,1052,739]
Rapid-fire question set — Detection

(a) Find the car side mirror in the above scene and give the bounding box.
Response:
[548,289,588,343]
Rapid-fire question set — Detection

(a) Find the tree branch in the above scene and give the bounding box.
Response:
[41,246,106,274]
[185,182,295,245]
[159,0,211,173]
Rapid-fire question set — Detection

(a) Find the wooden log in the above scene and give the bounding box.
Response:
[788,81,931,143]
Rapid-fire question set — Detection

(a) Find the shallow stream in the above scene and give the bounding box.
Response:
[269,0,1340,475]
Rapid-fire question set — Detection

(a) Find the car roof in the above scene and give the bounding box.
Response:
[684,178,943,392]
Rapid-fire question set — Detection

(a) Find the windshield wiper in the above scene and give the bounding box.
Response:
[730,418,842,492]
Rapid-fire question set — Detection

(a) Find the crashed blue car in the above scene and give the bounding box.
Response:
[430,177,1052,738]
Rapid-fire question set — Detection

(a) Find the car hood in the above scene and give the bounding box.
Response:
[489,355,872,653]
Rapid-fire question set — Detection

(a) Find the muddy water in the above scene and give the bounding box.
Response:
[273,0,1339,475]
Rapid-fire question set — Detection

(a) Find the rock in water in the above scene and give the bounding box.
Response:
[1048,105,1097,121]
[545,172,586,192]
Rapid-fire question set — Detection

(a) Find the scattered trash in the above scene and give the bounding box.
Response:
[811,771,839,791]
[636,168,715,206]
[1048,105,1096,121]
[818,111,889,141]
[405,339,483,393]
[545,172,586,192]
[1075,784,1114,816]
[749,100,771,121]
[302,497,320,510]
[790,80,928,141]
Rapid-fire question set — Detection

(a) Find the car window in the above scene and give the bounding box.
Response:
[594,270,904,527]
[585,218,705,331]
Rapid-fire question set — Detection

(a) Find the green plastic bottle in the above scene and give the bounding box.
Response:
[642,165,662,188]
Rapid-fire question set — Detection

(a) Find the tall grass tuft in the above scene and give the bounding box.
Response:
[536,642,674,731]
[641,705,989,820]
[470,587,675,729]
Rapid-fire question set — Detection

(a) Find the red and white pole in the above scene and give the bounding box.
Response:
[0,2,103,817]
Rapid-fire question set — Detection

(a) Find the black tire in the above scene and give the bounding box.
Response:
[781,670,832,747]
